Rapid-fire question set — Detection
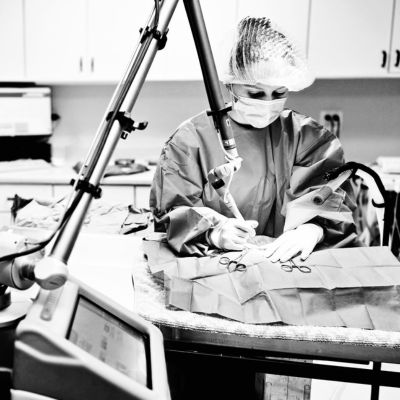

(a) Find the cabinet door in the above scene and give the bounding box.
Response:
[0,0,25,80]
[53,185,73,201]
[308,0,393,77]
[134,186,151,209]
[390,0,400,73]
[0,184,53,200]
[54,185,134,204]
[236,0,310,56]
[101,186,134,204]
[25,0,87,81]
[149,0,236,80]
[87,0,148,80]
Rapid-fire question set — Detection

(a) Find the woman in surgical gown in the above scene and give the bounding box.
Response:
[150,16,359,260]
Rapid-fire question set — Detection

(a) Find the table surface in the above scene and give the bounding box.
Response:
[9,228,400,366]
[0,161,397,191]
[124,237,400,365]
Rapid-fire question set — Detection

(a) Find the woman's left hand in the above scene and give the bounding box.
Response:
[262,223,324,262]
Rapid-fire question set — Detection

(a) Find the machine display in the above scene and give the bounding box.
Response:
[68,296,149,387]
[12,278,169,400]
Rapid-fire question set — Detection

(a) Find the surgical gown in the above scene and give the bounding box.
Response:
[150,109,359,255]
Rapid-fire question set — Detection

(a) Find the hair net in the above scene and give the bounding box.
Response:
[220,17,314,92]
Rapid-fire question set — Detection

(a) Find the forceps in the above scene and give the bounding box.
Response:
[281,259,311,273]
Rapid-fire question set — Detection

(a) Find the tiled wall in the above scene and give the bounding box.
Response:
[50,79,400,165]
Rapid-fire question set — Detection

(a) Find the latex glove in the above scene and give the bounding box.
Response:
[263,223,324,262]
[208,219,258,251]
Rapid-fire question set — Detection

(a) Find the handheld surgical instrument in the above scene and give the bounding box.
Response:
[281,259,311,273]
[219,250,248,272]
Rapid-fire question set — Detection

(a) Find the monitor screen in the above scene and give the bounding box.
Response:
[68,296,149,387]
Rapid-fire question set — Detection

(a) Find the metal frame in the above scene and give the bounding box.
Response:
[1,0,241,393]
[159,326,399,400]
[44,0,239,275]
[0,0,239,294]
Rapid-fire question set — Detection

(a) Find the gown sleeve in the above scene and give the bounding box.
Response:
[283,116,360,249]
[150,121,226,256]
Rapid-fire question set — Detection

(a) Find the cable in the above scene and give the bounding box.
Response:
[0,189,84,263]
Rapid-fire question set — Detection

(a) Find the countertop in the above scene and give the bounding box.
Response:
[0,160,156,186]
[0,160,398,192]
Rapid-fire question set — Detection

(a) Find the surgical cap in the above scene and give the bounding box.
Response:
[221,17,315,92]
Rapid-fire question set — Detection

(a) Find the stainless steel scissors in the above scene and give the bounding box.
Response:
[219,252,247,272]
[281,259,311,273]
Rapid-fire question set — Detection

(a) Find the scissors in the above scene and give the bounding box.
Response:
[281,259,311,273]
[219,251,247,272]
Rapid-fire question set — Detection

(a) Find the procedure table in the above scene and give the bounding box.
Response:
[131,238,400,400]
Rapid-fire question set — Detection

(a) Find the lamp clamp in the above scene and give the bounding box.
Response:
[106,111,148,139]
[70,178,102,199]
[139,25,168,50]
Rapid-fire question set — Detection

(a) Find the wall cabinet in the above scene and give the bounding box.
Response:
[148,0,236,80]
[0,0,24,80]
[23,0,235,82]
[135,186,151,209]
[86,0,148,80]
[3,0,400,82]
[0,184,53,226]
[53,184,137,205]
[25,0,87,81]
[1,183,149,207]
[24,0,148,82]
[0,182,151,225]
[308,0,395,78]
[390,0,400,73]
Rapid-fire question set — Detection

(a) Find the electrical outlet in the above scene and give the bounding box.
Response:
[319,110,343,137]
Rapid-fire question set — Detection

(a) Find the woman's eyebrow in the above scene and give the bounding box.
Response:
[246,86,266,92]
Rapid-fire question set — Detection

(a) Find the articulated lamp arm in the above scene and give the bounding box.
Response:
[183,0,243,220]
[0,0,244,294]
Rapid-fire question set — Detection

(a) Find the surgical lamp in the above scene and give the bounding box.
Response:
[0,0,243,299]
[0,1,246,398]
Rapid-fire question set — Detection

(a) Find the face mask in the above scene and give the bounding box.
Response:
[229,94,287,129]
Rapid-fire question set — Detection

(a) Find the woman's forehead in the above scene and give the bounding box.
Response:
[236,83,287,92]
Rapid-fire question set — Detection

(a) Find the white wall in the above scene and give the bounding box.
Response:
[50,79,400,165]
[289,79,400,162]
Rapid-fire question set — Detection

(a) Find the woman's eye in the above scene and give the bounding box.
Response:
[248,91,265,99]
[273,89,288,98]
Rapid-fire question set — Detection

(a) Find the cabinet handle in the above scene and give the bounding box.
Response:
[90,57,95,73]
[79,57,83,72]
[395,50,400,68]
[381,50,387,68]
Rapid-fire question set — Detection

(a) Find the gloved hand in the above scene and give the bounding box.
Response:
[207,219,258,251]
[262,223,324,262]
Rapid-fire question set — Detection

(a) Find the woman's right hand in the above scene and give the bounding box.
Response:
[208,219,258,251]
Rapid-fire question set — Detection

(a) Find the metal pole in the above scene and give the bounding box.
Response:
[46,0,180,266]
[371,362,381,400]
[79,8,157,179]
[29,0,243,289]
[183,0,238,159]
